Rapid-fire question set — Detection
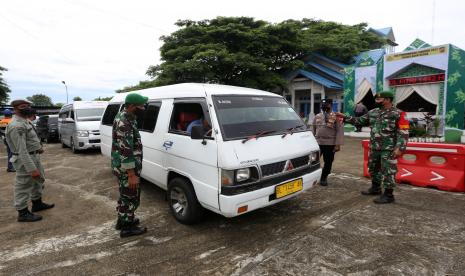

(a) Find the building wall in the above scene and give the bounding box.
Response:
[446,45,465,129]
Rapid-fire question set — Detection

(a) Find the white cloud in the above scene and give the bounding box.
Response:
[1,0,464,103]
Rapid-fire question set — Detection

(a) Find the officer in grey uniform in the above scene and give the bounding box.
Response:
[5,100,54,222]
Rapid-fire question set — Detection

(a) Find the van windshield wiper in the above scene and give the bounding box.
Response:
[281,124,305,138]
[242,130,277,144]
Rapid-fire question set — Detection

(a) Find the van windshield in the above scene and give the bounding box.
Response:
[76,108,105,121]
[212,95,307,140]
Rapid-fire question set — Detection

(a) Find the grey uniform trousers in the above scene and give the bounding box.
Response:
[12,153,45,210]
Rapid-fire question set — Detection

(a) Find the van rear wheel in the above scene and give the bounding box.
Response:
[70,137,79,154]
[168,178,203,224]
[61,136,67,148]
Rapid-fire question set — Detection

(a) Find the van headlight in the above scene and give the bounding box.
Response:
[236,168,250,182]
[77,131,89,137]
[221,167,259,186]
[309,151,319,164]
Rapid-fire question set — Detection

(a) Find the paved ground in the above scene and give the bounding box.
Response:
[1,137,464,275]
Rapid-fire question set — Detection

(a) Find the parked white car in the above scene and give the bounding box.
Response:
[59,101,108,153]
[100,83,321,224]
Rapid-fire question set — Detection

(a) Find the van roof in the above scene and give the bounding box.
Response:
[60,101,108,110]
[108,83,281,103]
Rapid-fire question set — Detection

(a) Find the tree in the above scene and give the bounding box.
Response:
[26,94,53,106]
[118,17,384,92]
[0,66,11,104]
[73,96,82,101]
[55,103,64,108]
[93,96,114,101]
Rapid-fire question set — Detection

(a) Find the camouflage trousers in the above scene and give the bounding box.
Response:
[368,150,398,190]
[116,173,141,224]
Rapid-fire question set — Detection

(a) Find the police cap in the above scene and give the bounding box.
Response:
[11,99,32,108]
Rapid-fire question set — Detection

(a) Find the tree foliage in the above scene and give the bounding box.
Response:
[94,96,114,101]
[0,66,11,104]
[26,94,53,106]
[118,17,385,92]
[73,96,82,101]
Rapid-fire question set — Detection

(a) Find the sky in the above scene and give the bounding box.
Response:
[1,0,464,104]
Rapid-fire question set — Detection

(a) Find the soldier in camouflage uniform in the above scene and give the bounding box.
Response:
[337,91,409,204]
[112,93,148,238]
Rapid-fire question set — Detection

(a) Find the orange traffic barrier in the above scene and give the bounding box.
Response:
[362,140,465,192]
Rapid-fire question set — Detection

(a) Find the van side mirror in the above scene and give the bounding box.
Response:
[65,118,74,123]
[191,125,205,140]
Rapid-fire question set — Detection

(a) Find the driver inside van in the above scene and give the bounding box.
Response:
[186,116,211,136]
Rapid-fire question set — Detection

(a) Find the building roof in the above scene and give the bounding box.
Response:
[289,69,342,89]
[354,48,386,66]
[368,27,398,46]
[385,63,445,79]
[310,53,348,69]
[305,61,344,81]
[404,38,432,51]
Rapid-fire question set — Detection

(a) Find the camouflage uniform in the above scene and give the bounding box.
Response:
[111,108,143,225]
[345,107,409,189]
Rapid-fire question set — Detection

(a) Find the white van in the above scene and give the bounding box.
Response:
[59,101,108,153]
[100,83,321,224]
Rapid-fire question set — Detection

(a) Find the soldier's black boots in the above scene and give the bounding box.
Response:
[374,189,395,204]
[18,208,42,222]
[115,218,140,230]
[361,182,382,195]
[31,198,55,212]
[120,224,147,238]
[320,178,328,186]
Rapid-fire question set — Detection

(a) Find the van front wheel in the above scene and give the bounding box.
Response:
[168,178,203,224]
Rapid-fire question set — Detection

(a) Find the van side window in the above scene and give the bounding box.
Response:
[140,102,162,133]
[169,102,211,135]
[70,110,75,120]
[102,104,121,126]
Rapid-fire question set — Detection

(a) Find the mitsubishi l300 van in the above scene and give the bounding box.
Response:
[100,83,321,224]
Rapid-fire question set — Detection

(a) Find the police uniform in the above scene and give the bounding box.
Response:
[1,110,14,172]
[312,99,344,186]
[5,100,54,222]
[344,91,409,203]
[111,93,148,237]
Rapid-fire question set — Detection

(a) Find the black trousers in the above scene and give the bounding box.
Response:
[319,145,335,180]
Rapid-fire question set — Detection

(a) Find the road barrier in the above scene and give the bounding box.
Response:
[362,140,465,192]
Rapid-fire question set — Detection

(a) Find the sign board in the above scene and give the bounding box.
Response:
[386,46,447,62]
[388,73,445,86]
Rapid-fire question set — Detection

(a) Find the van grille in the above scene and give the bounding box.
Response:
[260,155,310,177]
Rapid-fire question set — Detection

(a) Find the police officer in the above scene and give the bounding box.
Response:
[336,91,409,204]
[312,99,344,186]
[5,100,54,222]
[112,93,148,238]
[1,109,15,172]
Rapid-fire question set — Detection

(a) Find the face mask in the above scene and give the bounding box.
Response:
[134,106,145,118]
[322,105,331,112]
[18,107,33,117]
[375,99,384,108]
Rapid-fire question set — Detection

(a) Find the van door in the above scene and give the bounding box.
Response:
[163,98,219,211]
[137,101,165,188]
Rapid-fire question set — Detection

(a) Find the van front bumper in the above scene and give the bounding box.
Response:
[76,135,101,149]
[219,165,321,217]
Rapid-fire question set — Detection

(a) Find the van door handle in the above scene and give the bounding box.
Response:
[163,141,173,150]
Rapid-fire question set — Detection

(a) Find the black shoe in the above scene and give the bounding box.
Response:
[320,178,328,186]
[374,189,395,204]
[31,198,55,212]
[120,225,147,238]
[7,168,16,172]
[115,218,140,230]
[18,208,42,222]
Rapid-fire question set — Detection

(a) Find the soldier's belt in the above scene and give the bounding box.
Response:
[12,150,41,155]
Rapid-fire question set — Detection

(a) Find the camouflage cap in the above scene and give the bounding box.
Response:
[125,93,148,105]
[321,98,333,104]
[10,99,32,107]
[375,91,394,98]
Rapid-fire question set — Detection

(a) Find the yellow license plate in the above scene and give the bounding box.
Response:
[275,178,303,199]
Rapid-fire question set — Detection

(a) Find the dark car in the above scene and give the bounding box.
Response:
[36,115,59,142]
